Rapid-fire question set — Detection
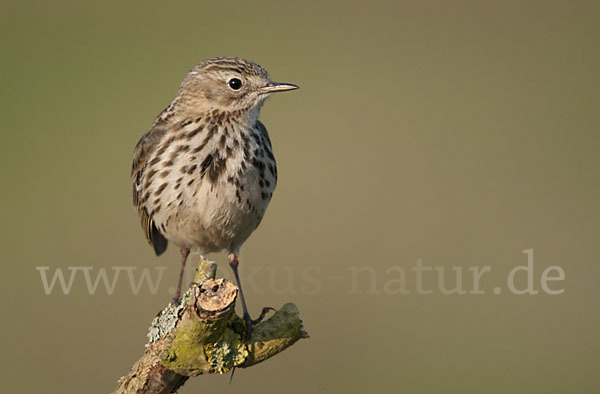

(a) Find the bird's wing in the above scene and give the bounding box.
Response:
[256,120,277,180]
[255,120,272,149]
[131,125,169,255]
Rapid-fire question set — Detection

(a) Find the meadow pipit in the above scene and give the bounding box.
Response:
[131,57,298,336]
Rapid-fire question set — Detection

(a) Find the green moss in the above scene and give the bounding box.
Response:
[206,328,249,373]
[165,349,177,362]
[194,259,216,283]
[243,303,307,367]
[161,307,241,374]
[162,317,212,372]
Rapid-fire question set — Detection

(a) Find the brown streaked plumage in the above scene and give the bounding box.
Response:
[131,57,298,338]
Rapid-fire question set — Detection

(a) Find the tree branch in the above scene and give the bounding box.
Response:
[112,259,308,394]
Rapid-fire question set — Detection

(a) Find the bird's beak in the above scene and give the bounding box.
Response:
[259,82,299,94]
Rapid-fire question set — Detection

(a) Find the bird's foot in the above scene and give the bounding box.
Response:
[251,307,276,325]
[242,307,276,342]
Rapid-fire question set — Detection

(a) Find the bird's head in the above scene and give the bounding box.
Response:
[176,57,298,116]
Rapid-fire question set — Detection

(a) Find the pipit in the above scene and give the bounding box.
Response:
[131,57,298,335]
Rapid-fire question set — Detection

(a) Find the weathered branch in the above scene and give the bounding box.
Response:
[113,259,307,394]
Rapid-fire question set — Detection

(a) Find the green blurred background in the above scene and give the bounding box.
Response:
[1,0,599,393]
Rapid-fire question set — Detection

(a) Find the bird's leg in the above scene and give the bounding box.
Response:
[173,247,190,303]
[228,253,254,341]
[228,253,276,342]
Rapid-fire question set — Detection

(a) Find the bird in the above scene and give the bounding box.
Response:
[131,57,298,336]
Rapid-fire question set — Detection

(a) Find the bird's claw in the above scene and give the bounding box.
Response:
[251,307,276,325]
[242,307,277,342]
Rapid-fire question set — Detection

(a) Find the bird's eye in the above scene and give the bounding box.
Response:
[228,78,242,90]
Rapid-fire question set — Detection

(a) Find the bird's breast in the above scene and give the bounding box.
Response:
[144,117,277,253]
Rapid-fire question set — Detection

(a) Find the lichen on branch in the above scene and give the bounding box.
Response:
[113,258,307,394]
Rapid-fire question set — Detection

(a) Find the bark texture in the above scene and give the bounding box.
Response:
[112,259,307,394]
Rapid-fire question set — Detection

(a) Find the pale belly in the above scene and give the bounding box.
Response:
[152,166,274,254]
